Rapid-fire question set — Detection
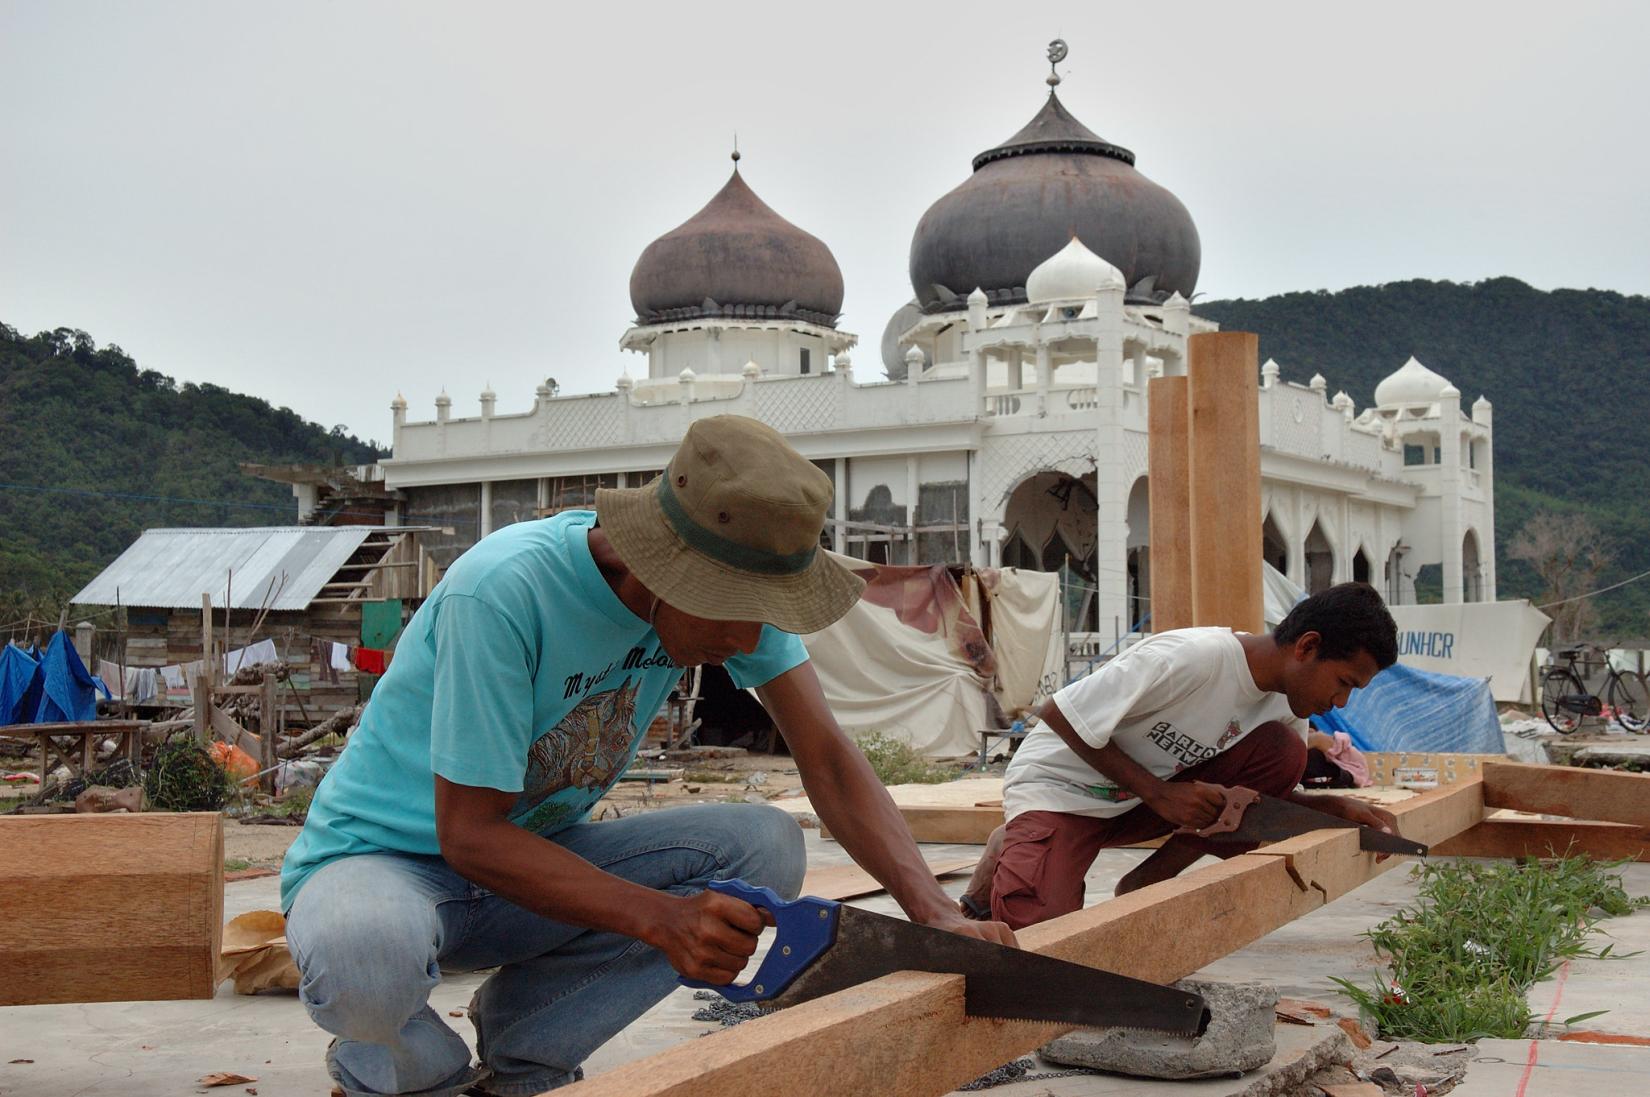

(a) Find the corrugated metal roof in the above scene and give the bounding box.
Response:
[72,527,389,611]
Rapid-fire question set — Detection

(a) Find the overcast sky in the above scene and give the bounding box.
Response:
[4,1,1646,445]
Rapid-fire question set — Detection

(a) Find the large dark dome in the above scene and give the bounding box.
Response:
[629,166,845,328]
[908,92,1199,311]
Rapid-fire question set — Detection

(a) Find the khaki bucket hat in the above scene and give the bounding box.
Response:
[595,415,866,634]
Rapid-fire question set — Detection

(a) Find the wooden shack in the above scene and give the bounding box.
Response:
[71,525,429,727]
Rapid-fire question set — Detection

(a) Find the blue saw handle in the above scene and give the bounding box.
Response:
[678,878,840,1002]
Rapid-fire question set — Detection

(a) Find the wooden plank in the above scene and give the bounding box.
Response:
[1483,762,1650,828]
[1434,819,1650,862]
[1186,332,1264,634]
[1146,375,1193,632]
[801,858,979,902]
[822,805,1003,845]
[562,779,1486,1097]
[0,813,224,1005]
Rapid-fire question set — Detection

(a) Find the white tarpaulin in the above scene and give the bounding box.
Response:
[982,568,1064,718]
[1263,562,1307,627]
[1387,600,1551,704]
[802,565,1061,759]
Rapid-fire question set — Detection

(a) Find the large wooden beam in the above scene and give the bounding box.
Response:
[1483,761,1650,827]
[1146,375,1193,632]
[1185,332,1263,634]
[560,780,1485,1097]
[0,812,224,1005]
[1435,818,1650,862]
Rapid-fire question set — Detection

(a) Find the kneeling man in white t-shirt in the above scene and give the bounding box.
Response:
[960,582,1402,930]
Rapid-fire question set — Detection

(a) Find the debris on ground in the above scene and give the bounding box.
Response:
[689,990,764,1028]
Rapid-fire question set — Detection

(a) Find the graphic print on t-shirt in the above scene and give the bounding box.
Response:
[512,676,641,833]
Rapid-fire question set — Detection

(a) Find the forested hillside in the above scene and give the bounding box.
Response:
[0,324,385,625]
[1199,278,1650,637]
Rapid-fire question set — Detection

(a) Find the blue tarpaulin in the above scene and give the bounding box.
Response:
[0,642,43,725]
[1310,662,1502,754]
[29,631,110,723]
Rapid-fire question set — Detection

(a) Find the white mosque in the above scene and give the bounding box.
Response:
[375,47,1496,642]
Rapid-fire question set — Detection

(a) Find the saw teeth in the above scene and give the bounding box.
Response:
[976,1016,1201,1037]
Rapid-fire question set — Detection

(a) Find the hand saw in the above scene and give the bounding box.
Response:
[681,879,1209,1037]
[1175,785,1428,858]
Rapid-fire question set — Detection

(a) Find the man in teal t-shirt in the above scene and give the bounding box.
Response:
[283,416,1014,1097]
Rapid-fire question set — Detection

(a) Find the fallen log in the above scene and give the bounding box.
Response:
[278,703,363,758]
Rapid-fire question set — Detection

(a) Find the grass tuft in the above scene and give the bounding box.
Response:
[853,732,961,785]
[1333,854,1649,1042]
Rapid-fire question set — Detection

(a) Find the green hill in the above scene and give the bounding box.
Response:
[1199,278,1650,638]
[0,324,385,627]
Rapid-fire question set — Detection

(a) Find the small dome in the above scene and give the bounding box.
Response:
[1375,356,1452,407]
[908,89,1200,312]
[1026,237,1125,304]
[629,166,844,328]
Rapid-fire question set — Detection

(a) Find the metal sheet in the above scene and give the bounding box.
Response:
[71,527,381,611]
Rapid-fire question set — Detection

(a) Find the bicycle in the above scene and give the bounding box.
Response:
[1539,643,1649,734]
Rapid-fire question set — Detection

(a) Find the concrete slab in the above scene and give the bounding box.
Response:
[1454,1038,1650,1096]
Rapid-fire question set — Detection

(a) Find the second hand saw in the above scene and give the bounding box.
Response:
[682,879,1210,1037]
[1176,785,1429,857]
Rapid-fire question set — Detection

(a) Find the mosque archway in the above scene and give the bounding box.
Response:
[1262,513,1290,576]
[1002,470,1099,630]
[1126,476,1151,630]
[1352,547,1371,585]
[1463,529,1484,603]
[1304,520,1335,594]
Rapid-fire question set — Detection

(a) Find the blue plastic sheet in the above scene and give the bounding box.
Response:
[1310,662,1502,754]
[30,631,110,723]
[0,642,43,725]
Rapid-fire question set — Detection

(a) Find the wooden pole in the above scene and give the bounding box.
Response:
[260,672,278,793]
[200,592,215,687]
[1146,375,1193,632]
[1185,332,1264,634]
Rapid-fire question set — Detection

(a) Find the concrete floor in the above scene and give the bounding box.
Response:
[4,835,1649,1097]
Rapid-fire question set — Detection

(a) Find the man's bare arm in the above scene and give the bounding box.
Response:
[1037,700,1226,829]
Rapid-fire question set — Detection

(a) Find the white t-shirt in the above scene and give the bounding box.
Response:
[1002,627,1304,821]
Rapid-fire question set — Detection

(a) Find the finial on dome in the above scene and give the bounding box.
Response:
[616,369,634,391]
[391,391,407,410]
[1309,373,1327,394]
[741,358,761,380]
[1046,38,1067,88]
[731,134,741,167]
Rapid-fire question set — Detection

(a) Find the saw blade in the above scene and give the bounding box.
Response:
[769,906,1209,1037]
[1206,793,1429,858]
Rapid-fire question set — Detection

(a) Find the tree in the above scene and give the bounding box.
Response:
[1507,513,1614,641]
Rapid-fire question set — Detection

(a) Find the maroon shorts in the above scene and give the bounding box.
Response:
[990,721,1307,929]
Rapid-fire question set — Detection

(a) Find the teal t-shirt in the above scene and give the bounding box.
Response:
[280,511,807,910]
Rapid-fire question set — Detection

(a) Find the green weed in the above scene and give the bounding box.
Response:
[853,732,960,785]
[1333,855,1649,1042]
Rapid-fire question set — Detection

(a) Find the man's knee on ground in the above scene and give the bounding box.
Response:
[296,917,439,1044]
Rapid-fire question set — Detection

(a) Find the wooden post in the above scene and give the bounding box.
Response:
[200,592,215,687]
[1185,332,1264,634]
[0,812,223,1005]
[192,674,212,745]
[260,672,278,792]
[1146,375,1193,632]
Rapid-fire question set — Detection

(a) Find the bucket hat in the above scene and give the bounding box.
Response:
[595,415,865,634]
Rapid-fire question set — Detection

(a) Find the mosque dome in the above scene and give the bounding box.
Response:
[1374,356,1452,407]
[629,161,845,328]
[908,89,1200,311]
[1026,236,1125,304]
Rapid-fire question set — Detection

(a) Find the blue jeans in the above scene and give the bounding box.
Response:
[285,804,805,1096]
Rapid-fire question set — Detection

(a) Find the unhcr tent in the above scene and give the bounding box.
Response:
[803,565,1060,758]
[1387,601,1550,704]
[1311,663,1502,754]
